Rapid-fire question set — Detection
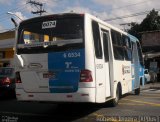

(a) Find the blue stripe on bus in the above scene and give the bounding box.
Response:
[131,64,135,90]
[132,79,135,90]
[48,49,85,93]
[139,64,145,86]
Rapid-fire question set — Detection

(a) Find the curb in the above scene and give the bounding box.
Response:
[140,87,150,90]
[150,87,160,90]
[140,86,160,90]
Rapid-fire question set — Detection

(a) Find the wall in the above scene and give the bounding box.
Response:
[0,30,15,67]
[142,31,160,47]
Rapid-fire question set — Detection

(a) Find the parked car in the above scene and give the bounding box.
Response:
[0,67,15,97]
[144,69,151,83]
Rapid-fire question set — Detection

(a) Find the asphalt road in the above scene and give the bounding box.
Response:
[0,88,160,122]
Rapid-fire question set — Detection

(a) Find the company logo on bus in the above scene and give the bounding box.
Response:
[42,20,56,29]
[122,65,131,75]
[28,63,43,69]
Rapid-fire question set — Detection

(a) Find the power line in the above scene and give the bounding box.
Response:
[0,6,28,23]
[104,9,160,21]
[0,3,27,17]
[0,0,158,32]
[109,0,157,11]
[0,5,28,32]
[102,0,158,21]
[0,6,27,24]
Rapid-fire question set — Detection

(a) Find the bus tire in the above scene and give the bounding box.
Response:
[135,88,140,95]
[111,85,120,107]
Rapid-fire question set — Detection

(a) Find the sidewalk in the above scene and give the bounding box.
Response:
[140,82,160,90]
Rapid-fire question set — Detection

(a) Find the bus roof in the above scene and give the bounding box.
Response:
[19,12,139,43]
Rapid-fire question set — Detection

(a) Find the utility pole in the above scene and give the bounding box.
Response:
[27,0,46,16]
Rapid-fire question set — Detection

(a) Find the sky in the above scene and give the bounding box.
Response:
[0,0,160,32]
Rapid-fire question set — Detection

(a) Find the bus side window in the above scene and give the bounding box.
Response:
[122,35,132,61]
[92,21,102,59]
[122,35,131,48]
[102,31,109,62]
[136,42,144,66]
[113,46,124,60]
[111,30,123,46]
[111,30,124,60]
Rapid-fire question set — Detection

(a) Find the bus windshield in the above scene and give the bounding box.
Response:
[17,16,84,54]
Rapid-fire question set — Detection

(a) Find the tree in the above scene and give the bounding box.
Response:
[128,22,141,39]
[141,9,160,31]
[128,9,160,40]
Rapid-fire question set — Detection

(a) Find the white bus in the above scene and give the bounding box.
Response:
[15,13,144,106]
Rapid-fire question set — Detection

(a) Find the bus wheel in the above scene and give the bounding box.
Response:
[135,88,140,95]
[111,86,120,107]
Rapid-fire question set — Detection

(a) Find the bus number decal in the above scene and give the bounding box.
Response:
[96,64,103,69]
[63,52,81,58]
[42,21,56,29]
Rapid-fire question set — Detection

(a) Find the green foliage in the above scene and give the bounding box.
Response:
[128,9,160,40]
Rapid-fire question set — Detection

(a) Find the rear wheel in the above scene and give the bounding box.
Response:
[111,85,120,107]
[135,87,140,95]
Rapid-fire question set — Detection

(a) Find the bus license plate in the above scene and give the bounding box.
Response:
[43,72,55,79]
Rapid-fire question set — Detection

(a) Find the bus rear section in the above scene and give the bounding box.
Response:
[15,14,97,103]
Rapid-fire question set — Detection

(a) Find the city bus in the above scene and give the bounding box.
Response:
[14,13,144,106]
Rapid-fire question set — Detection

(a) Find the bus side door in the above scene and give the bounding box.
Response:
[92,21,111,103]
[100,28,111,98]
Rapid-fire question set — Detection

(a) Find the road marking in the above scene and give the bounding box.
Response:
[141,93,160,96]
[142,96,160,98]
[92,113,105,118]
[122,98,160,107]
[119,103,144,106]
[142,89,160,93]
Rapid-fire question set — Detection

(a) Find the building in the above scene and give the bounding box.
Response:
[141,30,160,81]
[0,30,15,67]
[142,30,160,53]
